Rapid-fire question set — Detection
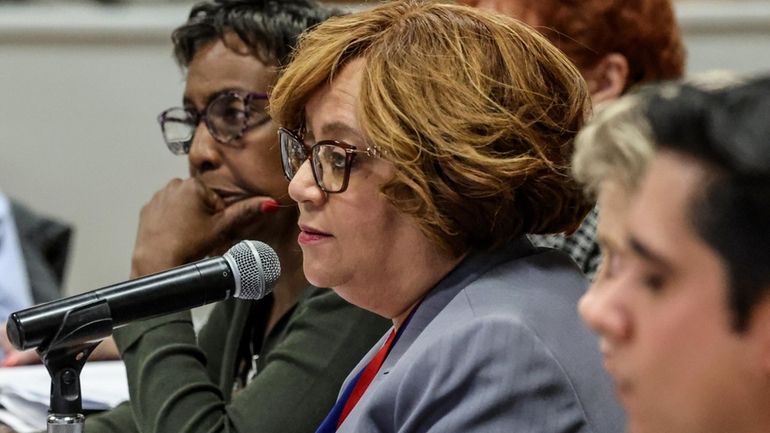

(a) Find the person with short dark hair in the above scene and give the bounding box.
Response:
[84,2,389,433]
[579,74,770,433]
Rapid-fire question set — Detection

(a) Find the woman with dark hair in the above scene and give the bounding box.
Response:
[270,2,623,432]
[84,2,388,433]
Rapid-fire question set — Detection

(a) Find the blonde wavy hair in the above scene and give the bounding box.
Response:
[572,71,745,199]
[571,94,655,198]
[270,0,592,256]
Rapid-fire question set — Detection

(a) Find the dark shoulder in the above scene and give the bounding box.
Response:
[298,286,366,314]
[10,199,72,242]
[291,286,390,335]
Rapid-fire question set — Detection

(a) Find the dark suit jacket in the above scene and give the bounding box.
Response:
[10,200,72,303]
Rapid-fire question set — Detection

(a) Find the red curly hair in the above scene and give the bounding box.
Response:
[466,0,686,91]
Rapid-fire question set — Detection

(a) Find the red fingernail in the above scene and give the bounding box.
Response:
[260,199,279,214]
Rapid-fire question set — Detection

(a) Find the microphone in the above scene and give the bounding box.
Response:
[7,240,281,351]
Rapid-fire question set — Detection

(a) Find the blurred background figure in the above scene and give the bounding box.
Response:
[463,0,686,105]
[461,0,686,279]
[271,2,623,432]
[0,192,70,364]
[579,74,770,433]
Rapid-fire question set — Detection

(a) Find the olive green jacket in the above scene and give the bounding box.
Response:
[86,287,389,433]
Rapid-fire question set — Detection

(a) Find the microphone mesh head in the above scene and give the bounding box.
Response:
[225,241,281,300]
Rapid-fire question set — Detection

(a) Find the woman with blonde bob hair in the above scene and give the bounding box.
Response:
[270,1,623,432]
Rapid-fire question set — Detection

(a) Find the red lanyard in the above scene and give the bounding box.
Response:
[336,328,398,428]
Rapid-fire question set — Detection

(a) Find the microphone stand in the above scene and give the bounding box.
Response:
[37,300,114,433]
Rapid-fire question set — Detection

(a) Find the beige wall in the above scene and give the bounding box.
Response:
[0,2,768,296]
[0,4,189,294]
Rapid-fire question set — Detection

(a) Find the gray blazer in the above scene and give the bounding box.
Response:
[11,200,72,304]
[337,238,624,433]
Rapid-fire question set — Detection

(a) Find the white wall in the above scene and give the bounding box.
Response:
[0,4,189,294]
[0,2,768,295]
[678,1,770,73]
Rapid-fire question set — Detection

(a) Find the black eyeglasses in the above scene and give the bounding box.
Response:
[278,127,381,193]
[158,91,269,155]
